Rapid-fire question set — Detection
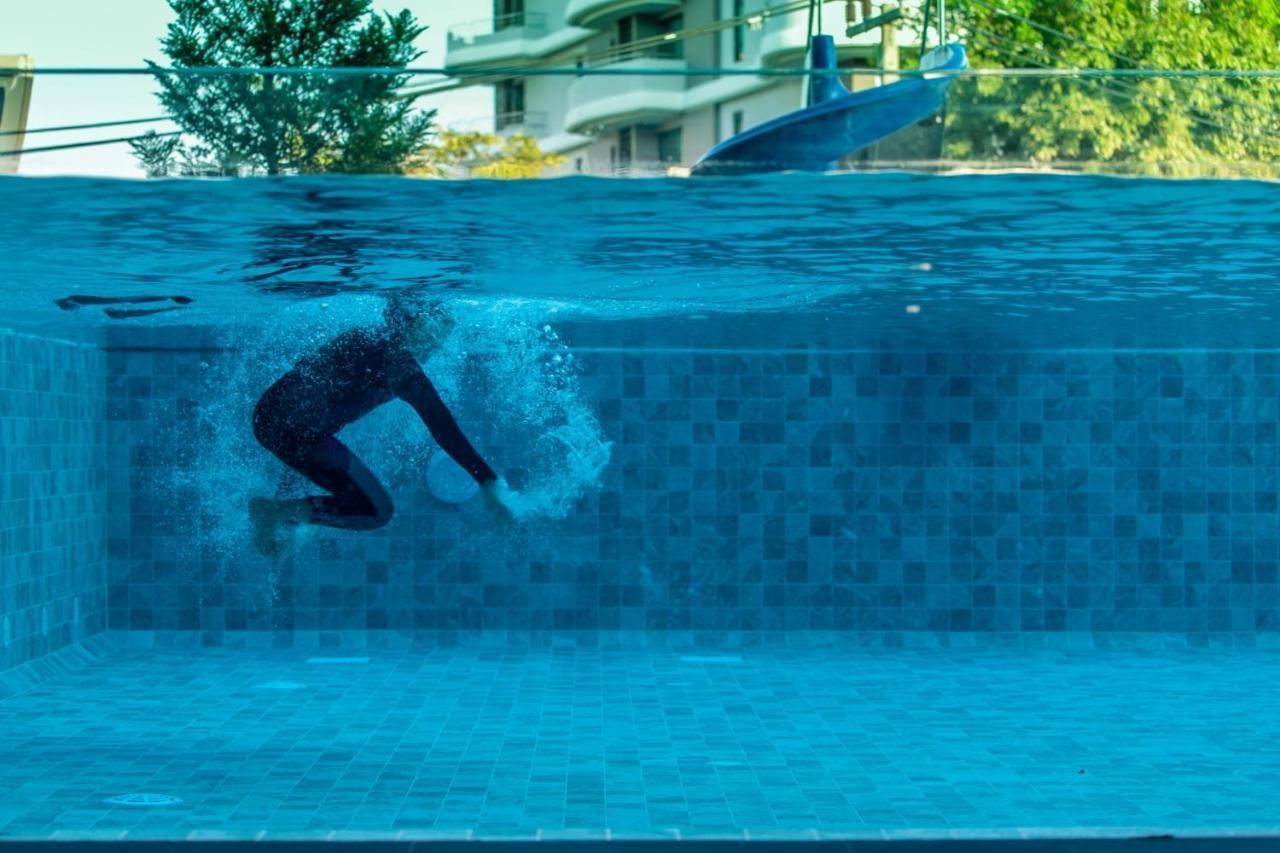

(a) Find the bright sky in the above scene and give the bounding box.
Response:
[4,0,489,177]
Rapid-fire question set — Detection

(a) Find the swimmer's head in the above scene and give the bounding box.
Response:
[384,295,455,357]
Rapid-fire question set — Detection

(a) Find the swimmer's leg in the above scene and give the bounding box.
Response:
[292,437,394,531]
[251,436,393,556]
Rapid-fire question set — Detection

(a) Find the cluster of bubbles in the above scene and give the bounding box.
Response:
[423,300,612,520]
[153,295,611,594]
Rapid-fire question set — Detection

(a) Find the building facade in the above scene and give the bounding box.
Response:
[444,1,928,174]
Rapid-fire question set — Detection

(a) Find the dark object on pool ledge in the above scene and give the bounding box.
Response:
[102,306,188,320]
[690,36,967,177]
[55,294,194,319]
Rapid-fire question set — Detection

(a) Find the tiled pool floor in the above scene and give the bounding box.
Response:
[0,642,1277,843]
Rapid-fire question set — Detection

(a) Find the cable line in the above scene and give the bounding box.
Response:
[0,116,171,137]
[0,131,181,157]
[4,64,1277,78]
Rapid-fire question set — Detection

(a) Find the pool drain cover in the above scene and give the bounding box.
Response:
[105,793,183,807]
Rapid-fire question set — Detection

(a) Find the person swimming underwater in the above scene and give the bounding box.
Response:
[249,297,520,556]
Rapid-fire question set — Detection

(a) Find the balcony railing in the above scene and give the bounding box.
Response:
[565,0,681,28]
[447,12,548,49]
[495,110,548,134]
[451,111,549,136]
[583,40,683,68]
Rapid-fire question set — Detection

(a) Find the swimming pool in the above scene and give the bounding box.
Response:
[1,172,1278,849]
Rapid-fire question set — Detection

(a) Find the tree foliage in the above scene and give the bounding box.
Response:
[149,0,434,175]
[409,130,567,179]
[127,131,183,178]
[944,0,1280,176]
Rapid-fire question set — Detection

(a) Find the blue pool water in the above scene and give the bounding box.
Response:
[3,173,1280,346]
[2,172,1279,845]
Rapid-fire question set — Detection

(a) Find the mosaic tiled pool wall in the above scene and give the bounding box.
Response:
[0,330,108,672]
[103,323,1280,644]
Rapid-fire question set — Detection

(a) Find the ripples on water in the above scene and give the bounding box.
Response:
[2,171,1278,347]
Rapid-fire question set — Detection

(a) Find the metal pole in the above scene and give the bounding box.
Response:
[804,0,817,105]
[938,0,946,45]
[920,0,931,54]
[881,4,899,85]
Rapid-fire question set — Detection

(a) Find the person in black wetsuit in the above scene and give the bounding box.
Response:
[249,298,519,556]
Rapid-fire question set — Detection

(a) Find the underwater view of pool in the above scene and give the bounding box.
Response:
[1,172,1278,849]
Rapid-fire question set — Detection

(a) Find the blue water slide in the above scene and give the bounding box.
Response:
[691,35,968,176]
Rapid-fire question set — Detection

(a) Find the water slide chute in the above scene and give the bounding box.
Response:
[691,19,967,176]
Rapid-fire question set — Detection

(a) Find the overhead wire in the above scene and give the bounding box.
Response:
[6,0,1277,158]
[0,131,180,157]
[0,116,171,137]
[3,65,1279,79]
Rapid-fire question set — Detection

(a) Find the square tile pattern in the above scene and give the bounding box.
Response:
[0,331,107,671]
[103,332,1280,643]
[0,643,1275,841]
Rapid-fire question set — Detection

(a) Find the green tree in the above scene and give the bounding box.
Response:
[128,130,182,177]
[150,0,435,175]
[410,130,566,179]
[944,0,1280,176]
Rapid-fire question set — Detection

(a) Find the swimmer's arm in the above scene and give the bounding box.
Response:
[396,368,498,484]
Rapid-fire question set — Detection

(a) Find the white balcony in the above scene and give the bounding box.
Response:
[447,12,591,68]
[564,57,686,133]
[564,0,681,28]
[758,8,811,67]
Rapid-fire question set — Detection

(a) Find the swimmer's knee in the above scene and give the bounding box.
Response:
[251,403,279,450]
[251,407,269,446]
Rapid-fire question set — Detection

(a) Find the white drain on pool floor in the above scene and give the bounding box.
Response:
[104,794,183,807]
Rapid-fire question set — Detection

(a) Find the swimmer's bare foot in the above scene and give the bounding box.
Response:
[249,498,312,558]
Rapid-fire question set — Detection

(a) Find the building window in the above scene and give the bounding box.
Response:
[733,0,746,62]
[658,128,682,164]
[656,14,683,58]
[713,103,723,142]
[712,0,722,66]
[575,157,583,172]
[732,110,744,135]
[619,127,633,167]
[496,79,525,129]
[495,0,524,29]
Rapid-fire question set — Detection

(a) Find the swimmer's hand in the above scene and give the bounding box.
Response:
[480,478,522,524]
